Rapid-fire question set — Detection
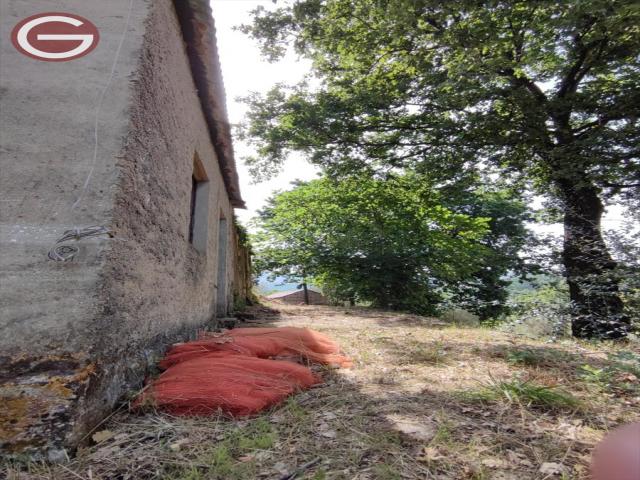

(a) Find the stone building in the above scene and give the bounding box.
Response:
[0,0,251,458]
[266,289,329,305]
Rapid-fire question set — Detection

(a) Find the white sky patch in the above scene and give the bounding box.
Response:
[211,0,319,227]
[211,0,629,239]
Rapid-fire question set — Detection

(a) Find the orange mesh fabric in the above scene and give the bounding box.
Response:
[136,327,351,416]
[200,327,351,367]
[137,353,319,416]
[161,327,352,369]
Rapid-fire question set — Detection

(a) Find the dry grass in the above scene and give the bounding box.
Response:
[4,303,640,480]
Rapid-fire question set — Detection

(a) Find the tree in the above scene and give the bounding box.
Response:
[251,174,528,316]
[240,0,639,338]
[442,189,532,320]
[251,187,317,305]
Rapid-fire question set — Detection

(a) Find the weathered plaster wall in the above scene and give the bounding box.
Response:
[93,0,239,402]
[0,0,148,357]
[69,0,242,452]
[1,0,242,458]
[105,0,237,337]
[0,0,150,458]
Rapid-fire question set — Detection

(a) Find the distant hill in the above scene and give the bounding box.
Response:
[256,274,318,295]
[507,274,565,294]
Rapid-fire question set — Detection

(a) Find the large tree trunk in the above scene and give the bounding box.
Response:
[559,182,629,339]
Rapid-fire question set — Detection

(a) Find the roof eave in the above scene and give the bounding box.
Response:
[173,0,245,209]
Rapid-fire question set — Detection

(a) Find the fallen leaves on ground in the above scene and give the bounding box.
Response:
[6,303,639,480]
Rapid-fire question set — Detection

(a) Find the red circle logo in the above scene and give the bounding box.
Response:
[11,12,99,62]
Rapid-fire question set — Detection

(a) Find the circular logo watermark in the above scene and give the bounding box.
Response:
[11,12,99,61]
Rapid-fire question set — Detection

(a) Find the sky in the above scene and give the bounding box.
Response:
[211,0,319,226]
[210,0,628,237]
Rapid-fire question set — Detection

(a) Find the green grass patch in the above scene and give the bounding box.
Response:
[368,430,403,452]
[608,351,640,377]
[406,341,448,365]
[231,418,276,451]
[466,377,580,411]
[163,418,277,480]
[169,467,204,480]
[578,350,640,393]
[501,347,568,367]
[431,417,454,445]
[373,463,402,480]
[506,348,546,366]
[282,396,309,421]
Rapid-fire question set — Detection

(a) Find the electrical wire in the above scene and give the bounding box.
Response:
[49,0,134,261]
[48,226,112,261]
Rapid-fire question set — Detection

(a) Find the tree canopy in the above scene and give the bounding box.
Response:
[252,174,529,316]
[241,0,639,338]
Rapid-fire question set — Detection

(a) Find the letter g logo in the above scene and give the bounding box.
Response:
[11,13,99,61]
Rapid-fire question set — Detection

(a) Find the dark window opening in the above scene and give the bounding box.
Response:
[216,213,228,315]
[188,175,199,243]
[188,154,210,253]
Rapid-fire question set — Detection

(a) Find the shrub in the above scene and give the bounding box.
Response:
[467,377,580,411]
[500,281,571,339]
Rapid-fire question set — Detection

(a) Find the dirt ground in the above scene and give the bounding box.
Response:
[5,303,640,479]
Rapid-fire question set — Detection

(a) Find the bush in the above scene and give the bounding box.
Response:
[499,281,571,339]
[467,376,580,411]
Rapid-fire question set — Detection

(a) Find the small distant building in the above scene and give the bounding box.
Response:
[266,288,328,305]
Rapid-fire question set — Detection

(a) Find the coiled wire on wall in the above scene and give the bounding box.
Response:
[47,226,113,261]
[47,0,134,262]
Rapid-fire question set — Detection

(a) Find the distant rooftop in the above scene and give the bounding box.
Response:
[266,288,323,299]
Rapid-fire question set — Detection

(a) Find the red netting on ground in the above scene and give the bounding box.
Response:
[136,327,351,416]
[161,327,352,369]
[137,353,319,416]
